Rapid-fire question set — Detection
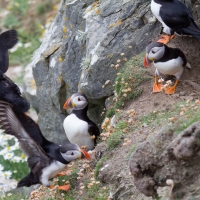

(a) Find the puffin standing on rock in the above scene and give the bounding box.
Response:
[0,101,90,191]
[63,92,100,151]
[144,41,189,94]
[151,0,200,44]
[0,29,30,112]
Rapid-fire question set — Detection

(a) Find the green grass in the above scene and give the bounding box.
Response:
[57,167,78,188]
[140,101,200,132]
[94,156,108,180]
[2,193,27,200]
[105,52,150,118]
[113,52,150,109]
[126,144,138,159]
[84,184,109,200]
[107,120,127,150]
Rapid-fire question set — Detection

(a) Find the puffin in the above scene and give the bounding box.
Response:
[0,100,90,191]
[63,92,100,151]
[144,41,188,94]
[151,0,200,44]
[0,29,30,112]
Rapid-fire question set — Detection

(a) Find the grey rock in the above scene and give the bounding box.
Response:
[24,0,160,143]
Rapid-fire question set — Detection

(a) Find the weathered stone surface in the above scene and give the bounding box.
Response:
[24,0,160,143]
[129,122,200,199]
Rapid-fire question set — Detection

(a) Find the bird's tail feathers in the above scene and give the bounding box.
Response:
[182,22,200,39]
[17,172,39,187]
[0,30,18,49]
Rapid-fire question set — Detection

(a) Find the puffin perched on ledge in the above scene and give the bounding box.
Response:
[0,101,90,191]
[144,42,189,94]
[63,92,100,151]
[0,29,30,112]
[151,0,200,44]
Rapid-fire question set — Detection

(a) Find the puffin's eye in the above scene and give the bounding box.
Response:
[152,50,155,54]
[71,152,74,156]
[78,97,81,101]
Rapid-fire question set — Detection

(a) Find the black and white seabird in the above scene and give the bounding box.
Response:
[0,30,30,112]
[63,92,100,151]
[144,41,188,94]
[0,101,90,191]
[151,0,200,43]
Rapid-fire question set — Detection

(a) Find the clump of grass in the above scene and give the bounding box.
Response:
[105,52,150,119]
[76,30,86,45]
[107,120,127,150]
[106,107,115,118]
[127,144,138,159]
[57,167,78,189]
[2,193,27,200]
[113,52,150,109]
[85,183,109,200]
[94,156,108,179]
[140,100,200,135]
[80,57,91,71]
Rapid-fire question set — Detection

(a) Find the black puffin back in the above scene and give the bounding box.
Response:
[0,30,18,74]
[154,44,187,66]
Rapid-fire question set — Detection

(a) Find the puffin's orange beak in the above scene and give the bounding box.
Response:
[143,55,149,68]
[80,149,91,159]
[63,98,71,109]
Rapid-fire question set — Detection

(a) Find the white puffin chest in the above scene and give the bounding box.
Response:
[63,114,94,150]
[154,57,183,76]
[151,0,171,34]
[151,1,162,23]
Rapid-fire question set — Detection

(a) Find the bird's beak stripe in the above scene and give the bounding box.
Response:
[72,102,76,107]
[80,149,91,159]
[63,98,71,109]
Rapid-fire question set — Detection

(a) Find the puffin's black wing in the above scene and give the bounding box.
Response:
[0,74,30,112]
[160,0,191,30]
[160,0,200,38]
[0,30,18,74]
[88,123,100,145]
[0,101,49,161]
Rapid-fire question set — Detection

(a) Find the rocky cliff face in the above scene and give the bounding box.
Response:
[129,121,200,199]
[24,0,160,143]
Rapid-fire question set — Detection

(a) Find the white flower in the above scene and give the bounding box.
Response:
[12,156,24,163]
[0,164,4,171]
[4,152,14,160]
[9,42,23,53]
[24,42,31,48]
[2,171,12,179]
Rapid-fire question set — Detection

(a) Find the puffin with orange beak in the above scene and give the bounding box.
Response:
[63,92,100,151]
[0,100,90,191]
[144,42,189,94]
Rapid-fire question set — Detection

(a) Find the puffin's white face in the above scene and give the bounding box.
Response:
[70,95,88,110]
[61,150,82,162]
[148,45,165,61]
[60,144,90,161]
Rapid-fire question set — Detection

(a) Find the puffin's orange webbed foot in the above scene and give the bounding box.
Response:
[49,184,71,191]
[153,83,163,93]
[57,184,71,191]
[157,34,175,44]
[165,86,176,95]
[56,170,72,177]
